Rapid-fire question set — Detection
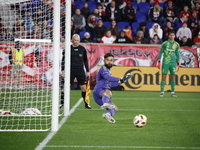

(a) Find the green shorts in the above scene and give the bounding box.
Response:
[162,63,177,75]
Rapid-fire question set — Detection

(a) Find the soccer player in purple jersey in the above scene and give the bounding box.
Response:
[93,53,133,123]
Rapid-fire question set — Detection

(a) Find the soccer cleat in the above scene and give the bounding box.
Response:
[85,104,92,109]
[102,113,116,123]
[171,93,177,97]
[101,103,116,110]
[59,104,64,109]
[160,92,164,97]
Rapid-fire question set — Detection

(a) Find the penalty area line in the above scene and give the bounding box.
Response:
[35,98,83,150]
[114,98,200,101]
[45,145,200,149]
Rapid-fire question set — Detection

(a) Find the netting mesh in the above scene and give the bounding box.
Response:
[0,0,61,131]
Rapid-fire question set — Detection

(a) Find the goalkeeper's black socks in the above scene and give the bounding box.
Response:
[82,91,92,109]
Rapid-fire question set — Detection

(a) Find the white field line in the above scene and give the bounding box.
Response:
[76,108,200,112]
[45,145,200,149]
[112,98,200,101]
[35,98,83,150]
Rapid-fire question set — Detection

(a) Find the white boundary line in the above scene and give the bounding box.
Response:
[45,145,200,149]
[35,98,83,150]
[113,98,200,101]
[76,108,200,112]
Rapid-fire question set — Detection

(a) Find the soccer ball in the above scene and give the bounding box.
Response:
[21,108,41,115]
[133,114,147,127]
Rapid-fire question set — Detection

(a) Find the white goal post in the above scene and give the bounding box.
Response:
[0,0,71,131]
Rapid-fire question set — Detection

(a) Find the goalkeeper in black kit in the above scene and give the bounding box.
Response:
[60,34,92,109]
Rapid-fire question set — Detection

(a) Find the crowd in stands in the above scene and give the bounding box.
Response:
[1,0,200,47]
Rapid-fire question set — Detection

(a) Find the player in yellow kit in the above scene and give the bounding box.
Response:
[157,31,180,97]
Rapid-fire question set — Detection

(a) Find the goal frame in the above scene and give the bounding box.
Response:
[0,0,71,131]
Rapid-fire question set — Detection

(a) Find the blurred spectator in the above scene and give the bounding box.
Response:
[133,30,148,44]
[71,20,76,39]
[38,0,53,21]
[149,23,163,41]
[115,31,132,43]
[115,0,127,10]
[162,21,176,41]
[179,5,191,23]
[149,0,168,3]
[0,18,5,41]
[61,7,66,36]
[149,34,161,44]
[41,21,52,39]
[136,22,149,39]
[87,9,102,30]
[105,1,121,22]
[163,1,179,27]
[42,27,51,39]
[193,31,200,46]
[33,8,44,26]
[122,1,136,22]
[148,1,163,25]
[42,21,50,31]
[176,21,192,40]
[61,0,66,8]
[19,1,32,17]
[188,10,199,38]
[71,9,86,34]
[178,36,193,47]
[81,32,93,43]
[97,4,106,21]
[191,0,200,9]
[107,20,120,37]
[23,10,34,34]
[174,0,192,12]
[5,27,14,41]
[15,26,27,39]
[81,2,91,20]
[32,25,42,39]
[71,2,76,16]
[13,18,23,33]
[123,26,133,41]
[191,2,200,17]
[193,21,200,37]
[97,0,112,8]
[100,30,116,43]
[93,20,107,42]
[61,36,65,43]
[135,0,146,3]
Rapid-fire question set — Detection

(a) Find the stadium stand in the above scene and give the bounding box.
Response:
[74,1,84,9]
[136,12,147,23]
[138,2,150,14]
[103,21,111,28]
[0,0,197,45]
[117,22,130,31]
[131,22,140,37]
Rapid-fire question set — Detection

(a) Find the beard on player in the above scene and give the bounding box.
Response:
[105,63,113,69]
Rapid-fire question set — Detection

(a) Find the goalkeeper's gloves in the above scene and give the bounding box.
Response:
[119,73,134,84]
[176,62,180,72]
[157,60,161,69]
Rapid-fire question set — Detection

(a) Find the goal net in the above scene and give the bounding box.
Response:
[0,0,63,131]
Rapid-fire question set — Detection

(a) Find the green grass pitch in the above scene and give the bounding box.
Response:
[0,90,200,150]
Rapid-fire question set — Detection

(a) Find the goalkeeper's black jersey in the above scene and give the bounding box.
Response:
[61,45,89,72]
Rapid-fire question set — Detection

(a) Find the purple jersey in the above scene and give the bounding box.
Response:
[94,66,120,92]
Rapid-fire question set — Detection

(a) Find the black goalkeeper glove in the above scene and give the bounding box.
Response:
[119,73,134,84]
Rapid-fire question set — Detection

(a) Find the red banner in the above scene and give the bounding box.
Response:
[84,44,199,87]
[0,43,199,87]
